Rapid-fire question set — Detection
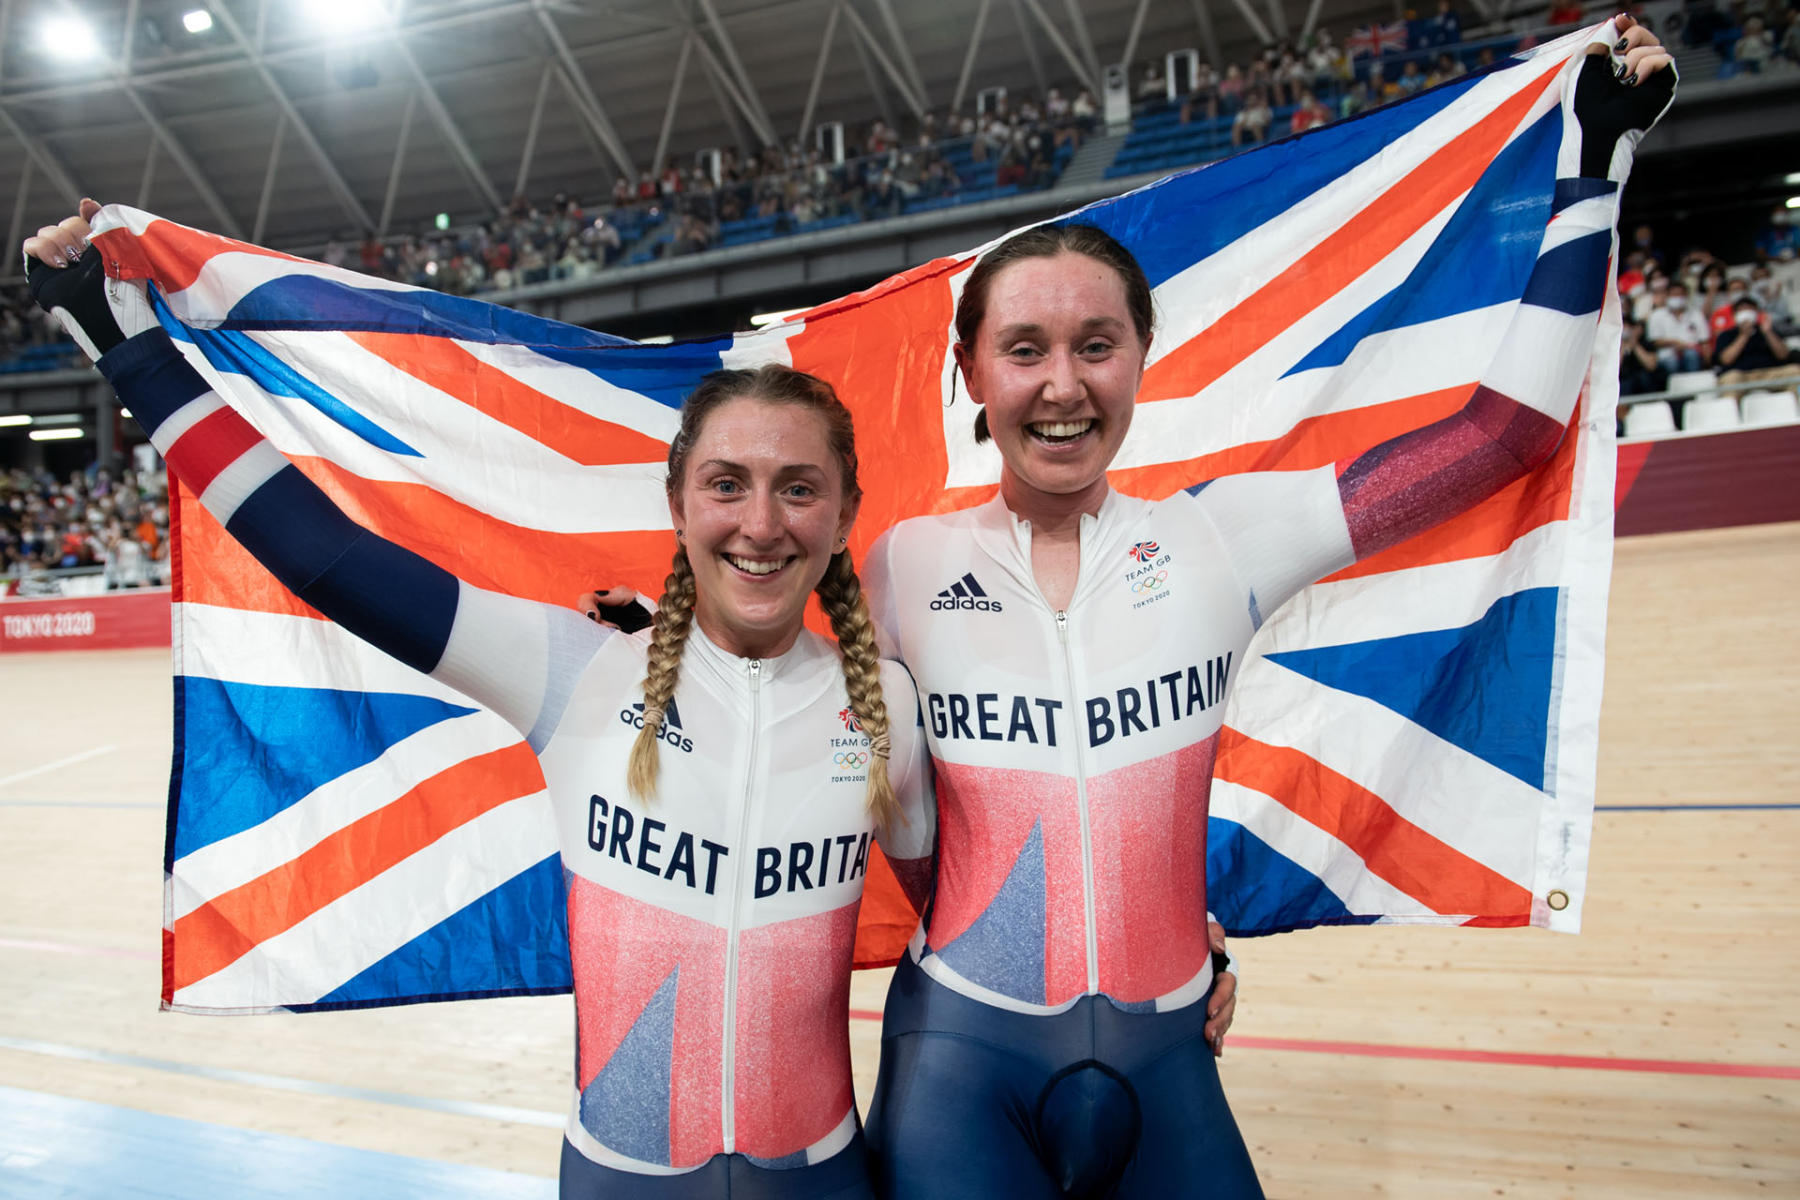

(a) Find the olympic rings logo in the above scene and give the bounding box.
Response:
[834,751,870,768]
[1130,571,1169,594]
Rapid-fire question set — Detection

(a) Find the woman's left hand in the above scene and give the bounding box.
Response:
[1572,14,1677,180]
[1205,917,1236,1056]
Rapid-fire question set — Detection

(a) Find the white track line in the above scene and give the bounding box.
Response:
[0,744,120,790]
[0,1035,565,1128]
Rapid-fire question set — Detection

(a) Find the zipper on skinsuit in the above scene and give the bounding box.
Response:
[720,656,762,1153]
[1056,609,1102,996]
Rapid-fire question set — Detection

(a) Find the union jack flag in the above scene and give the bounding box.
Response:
[93,25,1623,1013]
[1128,541,1161,561]
[1347,20,1411,58]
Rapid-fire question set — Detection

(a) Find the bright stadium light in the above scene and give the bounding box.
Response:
[183,9,214,34]
[748,308,806,328]
[40,14,102,61]
[30,428,85,441]
[0,414,31,427]
[1788,196,1800,210]
[303,0,391,33]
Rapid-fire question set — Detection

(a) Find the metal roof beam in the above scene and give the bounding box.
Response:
[796,1,842,145]
[7,156,33,265]
[1007,0,1050,96]
[652,35,694,175]
[870,0,930,109]
[952,0,993,114]
[1060,0,1104,87]
[514,60,556,201]
[690,32,778,147]
[1222,0,1273,51]
[135,134,156,208]
[1014,0,1096,93]
[532,1,639,181]
[693,0,777,145]
[848,21,896,130]
[251,113,287,244]
[121,87,249,238]
[207,4,370,233]
[386,35,503,213]
[1121,0,1152,70]
[1265,0,1290,40]
[378,91,417,236]
[0,109,84,208]
[1188,0,1223,66]
[840,2,925,121]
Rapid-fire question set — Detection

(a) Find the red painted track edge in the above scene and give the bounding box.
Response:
[844,1008,1799,1079]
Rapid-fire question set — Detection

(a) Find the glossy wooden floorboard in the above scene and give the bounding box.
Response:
[2,520,1795,1197]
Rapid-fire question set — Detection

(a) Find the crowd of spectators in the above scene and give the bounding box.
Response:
[1,283,79,370]
[312,85,1095,300]
[1616,213,1799,403]
[1,464,170,591]
[1676,0,1800,73]
[1152,0,1493,150]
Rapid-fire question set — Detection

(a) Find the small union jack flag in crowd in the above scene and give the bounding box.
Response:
[1129,541,1161,562]
[1347,20,1410,58]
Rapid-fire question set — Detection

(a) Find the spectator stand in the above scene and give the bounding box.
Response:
[1619,367,1800,440]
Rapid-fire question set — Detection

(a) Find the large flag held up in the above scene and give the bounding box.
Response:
[93,26,1625,1014]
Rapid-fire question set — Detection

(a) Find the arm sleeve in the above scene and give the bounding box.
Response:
[874,660,936,912]
[99,328,605,748]
[1188,179,1621,618]
[1333,177,1621,562]
[859,528,904,658]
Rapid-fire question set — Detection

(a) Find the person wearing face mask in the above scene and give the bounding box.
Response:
[1713,296,1795,385]
[1645,280,1710,372]
[1697,266,1727,321]
[1749,264,1792,331]
[1705,274,1748,334]
[23,206,939,1199]
[1634,269,1668,322]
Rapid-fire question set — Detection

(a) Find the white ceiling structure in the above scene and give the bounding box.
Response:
[0,0,1411,254]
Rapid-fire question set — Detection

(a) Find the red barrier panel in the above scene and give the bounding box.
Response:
[0,588,172,653]
[1616,424,1800,537]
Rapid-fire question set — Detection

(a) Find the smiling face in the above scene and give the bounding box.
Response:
[668,396,858,659]
[957,250,1151,520]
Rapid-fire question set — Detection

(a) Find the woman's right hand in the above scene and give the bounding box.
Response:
[579,586,652,633]
[20,199,152,362]
[22,198,100,268]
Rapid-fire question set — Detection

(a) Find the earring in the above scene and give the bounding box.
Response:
[676,529,684,538]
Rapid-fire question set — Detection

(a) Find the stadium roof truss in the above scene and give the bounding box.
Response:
[0,0,1405,254]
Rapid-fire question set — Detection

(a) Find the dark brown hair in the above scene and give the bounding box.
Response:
[629,365,900,831]
[955,223,1155,443]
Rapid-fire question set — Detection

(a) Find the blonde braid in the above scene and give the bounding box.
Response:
[815,550,901,833]
[627,549,698,802]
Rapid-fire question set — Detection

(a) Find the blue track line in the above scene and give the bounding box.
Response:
[1595,803,1800,812]
[0,1084,556,1199]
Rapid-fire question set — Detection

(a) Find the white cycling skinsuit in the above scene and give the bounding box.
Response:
[860,165,1628,1200]
[84,324,935,1198]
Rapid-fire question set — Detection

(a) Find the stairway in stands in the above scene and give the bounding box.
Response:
[1055,131,1130,191]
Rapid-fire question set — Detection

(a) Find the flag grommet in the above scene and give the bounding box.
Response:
[1546,890,1570,911]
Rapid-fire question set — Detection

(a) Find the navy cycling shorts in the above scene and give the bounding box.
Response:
[865,954,1263,1199]
[559,1131,873,1199]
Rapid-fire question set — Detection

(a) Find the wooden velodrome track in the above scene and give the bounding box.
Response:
[2,519,1796,1198]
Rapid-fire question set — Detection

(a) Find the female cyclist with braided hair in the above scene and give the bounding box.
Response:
[20,218,935,1198]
